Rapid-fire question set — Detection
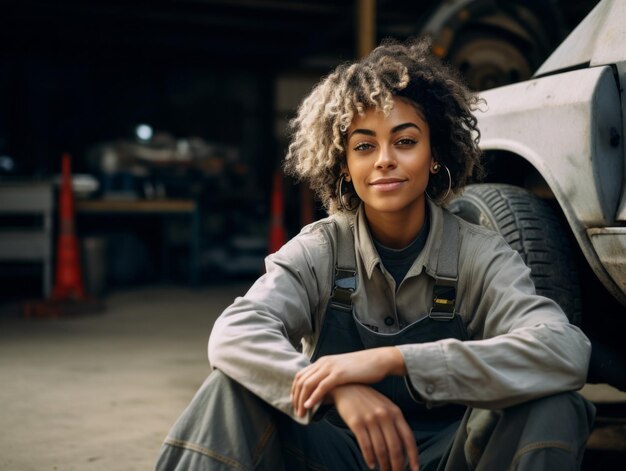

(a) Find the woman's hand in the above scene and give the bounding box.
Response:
[331,384,419,471]
[291,347,407,418]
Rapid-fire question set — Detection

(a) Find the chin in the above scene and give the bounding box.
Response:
[364,202,414,215]
[364,196,425,214]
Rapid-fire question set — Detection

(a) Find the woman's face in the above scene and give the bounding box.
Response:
[345,97,433,220]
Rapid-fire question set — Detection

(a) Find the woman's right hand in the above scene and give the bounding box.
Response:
[329,384,419,471]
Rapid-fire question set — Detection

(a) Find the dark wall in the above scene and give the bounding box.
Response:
[0,56,273,177]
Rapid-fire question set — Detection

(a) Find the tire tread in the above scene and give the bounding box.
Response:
[450,184,582,325]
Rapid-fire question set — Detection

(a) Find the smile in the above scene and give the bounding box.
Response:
[369,178,407,192]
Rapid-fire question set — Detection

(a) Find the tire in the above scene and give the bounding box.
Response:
[447,183,582,325]
[448,33,533,90]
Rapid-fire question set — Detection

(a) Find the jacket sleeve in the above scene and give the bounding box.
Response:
[208,228,331,423]
[398,228,591,409]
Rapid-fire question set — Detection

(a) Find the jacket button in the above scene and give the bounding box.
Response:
[384,316,395,326]
[426,384,435,394]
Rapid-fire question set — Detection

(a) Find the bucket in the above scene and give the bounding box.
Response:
[81,236,108,297]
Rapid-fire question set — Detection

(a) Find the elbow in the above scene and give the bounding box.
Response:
[568,328,592,389]
[207,322,225,368]
[578,333,592,386]
[545,324,591,391]
[207,336,216,366]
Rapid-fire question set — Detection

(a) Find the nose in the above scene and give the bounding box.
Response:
[375,145,397,169]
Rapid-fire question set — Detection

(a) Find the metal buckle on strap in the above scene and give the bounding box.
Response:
[428,309,455,321]
[331,268,356,312]
[335,268,356,283]
[429,276,456,321]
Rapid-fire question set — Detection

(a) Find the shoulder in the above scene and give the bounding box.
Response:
[266,212,351,274]
[446,209,512,253]
[296,211,354,251]
[446,210,533,298]
[444,209,524,276]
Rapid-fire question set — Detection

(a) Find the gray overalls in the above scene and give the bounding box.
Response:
[310,211,466,436]
[156,213,595,470]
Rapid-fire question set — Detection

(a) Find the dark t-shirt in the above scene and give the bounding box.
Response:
[373,212,430,289]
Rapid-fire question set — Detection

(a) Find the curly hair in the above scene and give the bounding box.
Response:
[283,38,483,213]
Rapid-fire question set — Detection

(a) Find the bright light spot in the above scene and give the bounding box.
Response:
[136,124,153,141]
[0,155,15,171]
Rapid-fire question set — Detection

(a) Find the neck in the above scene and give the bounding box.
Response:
[364,200,427,249]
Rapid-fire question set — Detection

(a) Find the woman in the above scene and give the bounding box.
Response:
[157,39,594,471]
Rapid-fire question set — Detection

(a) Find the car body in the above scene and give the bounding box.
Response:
[474,0,626,307]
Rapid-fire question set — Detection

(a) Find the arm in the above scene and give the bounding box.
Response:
[289,335,420,471]
[398,228,591,409]
[290,346,406,416]
[208,228,331,423]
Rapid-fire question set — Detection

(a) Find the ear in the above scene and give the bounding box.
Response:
[341,167,351,182]
[430,160,441,174]
[429,151,438,173]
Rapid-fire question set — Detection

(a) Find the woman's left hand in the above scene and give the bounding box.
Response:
[291,347,407,418]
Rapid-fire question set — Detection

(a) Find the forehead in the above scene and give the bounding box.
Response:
[347,97,427,131]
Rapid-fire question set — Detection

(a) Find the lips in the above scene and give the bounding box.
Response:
[369,177,406,191]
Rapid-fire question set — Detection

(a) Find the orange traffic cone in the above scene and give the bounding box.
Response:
[52,153,86,301]
[268,170,287,254]
[22,153,103,318]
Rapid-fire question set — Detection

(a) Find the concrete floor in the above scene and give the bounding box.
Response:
[1,283,625,470]
[0,284,241,471]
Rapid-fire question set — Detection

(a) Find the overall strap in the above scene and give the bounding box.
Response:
[329,213,357,313]
[327,210,459,317]
[429,211,460,321]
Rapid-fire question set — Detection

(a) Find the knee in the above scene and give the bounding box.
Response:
[500,391,596,454]
[462,393,596,469]
[200,369,238,394]
[192,369,247,405]
[507,392,596,469]
[164,369,274,442]
[519,391,595,432]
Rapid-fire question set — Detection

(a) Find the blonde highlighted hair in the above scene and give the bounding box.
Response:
[283,38,483,213]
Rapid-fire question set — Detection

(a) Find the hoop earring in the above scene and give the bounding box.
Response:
[337,174,359,211]
[425,164,452,203]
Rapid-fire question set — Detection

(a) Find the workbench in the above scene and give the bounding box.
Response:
[75,198,201,286]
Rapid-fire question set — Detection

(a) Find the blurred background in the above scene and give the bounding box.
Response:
[0,0,600,299]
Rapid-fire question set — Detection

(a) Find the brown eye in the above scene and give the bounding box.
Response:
[353,142,374,152]
[396,138,417,146]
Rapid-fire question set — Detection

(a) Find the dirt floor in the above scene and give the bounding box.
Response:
[0,284,624,470]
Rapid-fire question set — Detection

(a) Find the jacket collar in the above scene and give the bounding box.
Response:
[353,199,445,280]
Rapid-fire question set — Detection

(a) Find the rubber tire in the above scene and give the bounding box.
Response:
[448,32,533,90]
[447,184,582,325]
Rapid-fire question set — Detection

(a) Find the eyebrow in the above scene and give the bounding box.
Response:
[348,122,421,139]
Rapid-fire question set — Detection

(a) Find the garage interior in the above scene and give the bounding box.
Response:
[1,0,624,469]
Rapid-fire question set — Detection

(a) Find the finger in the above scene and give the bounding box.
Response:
[290,376,301,413]
[368,421,391,471]
[292,365,320,415]
[296,370,325,417]
[291,364,314,401]
[395,418,419,471]
[378,415,406,471]
[304,376,335,409]
[352,423,377,470]
[291,369,306,407]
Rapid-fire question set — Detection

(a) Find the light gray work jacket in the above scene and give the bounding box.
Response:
[208,200,591,424]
